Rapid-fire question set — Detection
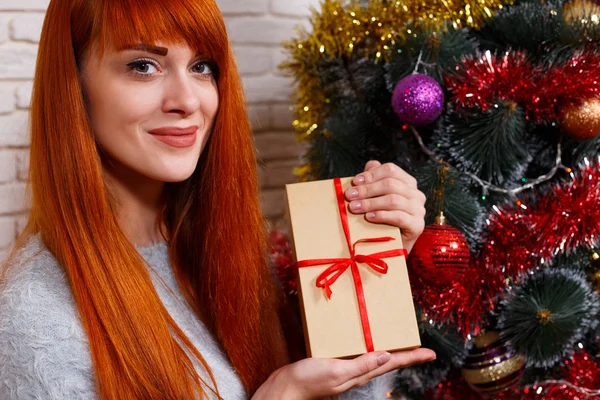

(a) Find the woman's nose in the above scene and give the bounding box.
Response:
[162,73,202,116]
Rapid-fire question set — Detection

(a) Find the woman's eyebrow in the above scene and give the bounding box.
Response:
[126,44,168,56]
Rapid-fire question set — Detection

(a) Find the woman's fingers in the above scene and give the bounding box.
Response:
[334,351,392,383]
[348,194,426,217]
[378,348,437,374]
[275,353,389,398]
[366,210,425,234]
[364,160,382,171]
[345,178,425,203]
[354,162,417,188]
[335,348,436,392]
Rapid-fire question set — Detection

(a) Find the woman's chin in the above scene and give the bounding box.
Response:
[154,170,196,183]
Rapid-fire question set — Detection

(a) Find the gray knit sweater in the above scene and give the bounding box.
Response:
[0,235,246,399]
[0,235,396,400]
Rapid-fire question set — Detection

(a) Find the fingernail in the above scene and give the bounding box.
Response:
[347,188,358,199]
[366,212,376,219]
[354,175,365,184]
[349,201,362,210]
[376,352,391,366]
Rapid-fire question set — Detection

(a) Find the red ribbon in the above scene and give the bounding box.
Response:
[296,178,408,352]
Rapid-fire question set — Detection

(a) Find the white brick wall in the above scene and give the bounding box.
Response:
[0,0,317,261]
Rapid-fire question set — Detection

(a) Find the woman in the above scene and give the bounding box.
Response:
[0,0,435,398]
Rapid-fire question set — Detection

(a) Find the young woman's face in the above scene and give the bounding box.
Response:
[80,41,219,183]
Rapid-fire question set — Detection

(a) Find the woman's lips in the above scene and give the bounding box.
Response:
[148,125,198,148]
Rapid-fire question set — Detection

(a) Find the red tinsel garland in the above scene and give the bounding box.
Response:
[482,156,600,280]
[410,259,505,335]
[446,50,600,123]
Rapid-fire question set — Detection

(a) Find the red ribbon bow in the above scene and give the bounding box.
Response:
[296,178,407,352]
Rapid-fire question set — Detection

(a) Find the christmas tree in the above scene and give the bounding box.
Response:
[273,0,600,398]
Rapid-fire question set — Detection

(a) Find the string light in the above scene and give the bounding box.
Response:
[409,126,566,196]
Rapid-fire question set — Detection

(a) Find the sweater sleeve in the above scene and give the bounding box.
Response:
[0,238,98,400]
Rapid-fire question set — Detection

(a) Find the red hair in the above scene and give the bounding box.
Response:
[2,0,289,397]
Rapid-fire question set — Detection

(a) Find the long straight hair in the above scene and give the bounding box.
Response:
[1,0,289,397]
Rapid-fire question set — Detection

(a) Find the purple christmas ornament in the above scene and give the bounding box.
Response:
[391,74,444,126]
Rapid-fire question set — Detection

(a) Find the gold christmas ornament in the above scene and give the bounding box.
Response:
[558,97,600,140]
[590,269,600,293]
[563,0,600,25]
[586,248,600,293]
[461,331,525,396]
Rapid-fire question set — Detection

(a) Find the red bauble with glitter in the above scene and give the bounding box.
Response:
[408,213,471,285]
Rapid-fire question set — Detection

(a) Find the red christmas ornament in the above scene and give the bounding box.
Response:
[408,213,471,286]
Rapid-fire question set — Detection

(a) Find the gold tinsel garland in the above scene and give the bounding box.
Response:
[280,0,514,179]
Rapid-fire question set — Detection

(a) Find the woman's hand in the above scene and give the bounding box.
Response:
[344,160,427,253]
[252,348,436,399]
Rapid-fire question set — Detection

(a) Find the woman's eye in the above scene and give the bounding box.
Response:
[192,62,214,76]
[127,60,158,75]
[126,59,216,78]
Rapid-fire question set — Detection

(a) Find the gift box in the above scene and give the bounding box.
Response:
[284,177,421,359]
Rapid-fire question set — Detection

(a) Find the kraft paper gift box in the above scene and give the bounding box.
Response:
[284,177,421,359]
